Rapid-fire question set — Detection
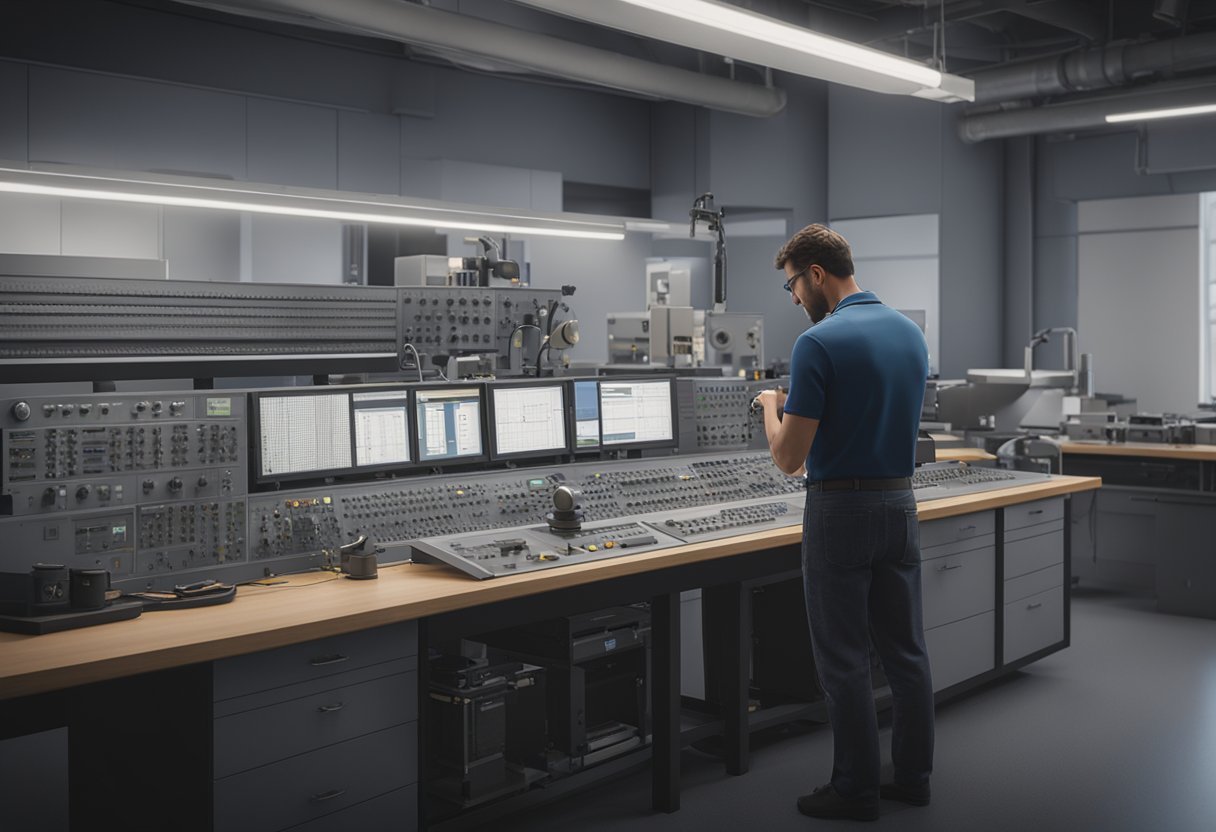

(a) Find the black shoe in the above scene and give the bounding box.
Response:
[796,784,879,822]
[880,781,931,807]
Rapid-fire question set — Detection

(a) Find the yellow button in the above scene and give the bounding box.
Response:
[604,541,615,549]
[587,544,598,552]
[322,496,331,504]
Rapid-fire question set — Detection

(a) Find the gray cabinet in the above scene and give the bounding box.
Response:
[923,611,994,691]
[1069,487,1159,592]
[0,727,68,832]
[212,621,419,832]
[1154,494,1216,618]
[919,511,996,691]
[1002,497,1065,663]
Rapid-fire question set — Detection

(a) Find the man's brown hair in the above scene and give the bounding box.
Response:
[774,224,854,279]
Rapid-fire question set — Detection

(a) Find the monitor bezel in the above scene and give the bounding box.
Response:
[486,378,572,461]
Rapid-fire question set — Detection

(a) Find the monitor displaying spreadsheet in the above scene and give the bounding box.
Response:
[599,378,676,449]
[352,390,411,468]
[415,387,485,463]
[256,392,353,480]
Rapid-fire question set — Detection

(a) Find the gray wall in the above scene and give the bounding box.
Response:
[827,87,1004,378]
[1076,194,1201,412]
[1026,122,1216,332]
[1001,123,1216,408]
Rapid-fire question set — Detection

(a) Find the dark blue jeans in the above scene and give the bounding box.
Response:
[802,488,935,799]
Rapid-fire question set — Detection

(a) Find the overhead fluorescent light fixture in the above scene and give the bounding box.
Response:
[1105,102,1216,123]
[0,163,626,241]
[514,0,974,103]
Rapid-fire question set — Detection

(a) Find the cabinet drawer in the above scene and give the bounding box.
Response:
[214,722,417,832]
[923,611,994,692]
[215,670,417,778]
[920,545,995,629]
[1004,497,1064,532]
[920,533,997,562]
[1004,529,1064,580]
[215,621,417,701]
[1003,586,1064,664]
[1005,564,1064,605]
[281,784,417,832]
[919,511,995,550]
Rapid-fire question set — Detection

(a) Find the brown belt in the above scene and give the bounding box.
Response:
[806,477,912,492]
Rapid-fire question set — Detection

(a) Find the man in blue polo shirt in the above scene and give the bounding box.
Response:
[756,224,933,822]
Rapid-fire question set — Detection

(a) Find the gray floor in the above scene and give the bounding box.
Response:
[493,590,1216,832]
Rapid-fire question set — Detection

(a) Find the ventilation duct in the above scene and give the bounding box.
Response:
[970,31,1216,105]
[959,77,1216,143]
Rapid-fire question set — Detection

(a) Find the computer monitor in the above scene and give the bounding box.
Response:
[599,378,677,450]
[252,385,420,484]
[253,390,354,483]
[351,389,412,470]
[415,386,486,463]
[572,379,601,449]
[488,381,569,460]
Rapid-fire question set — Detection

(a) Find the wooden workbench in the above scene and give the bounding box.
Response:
[0,476,1101,701]
[936,447,997,463]
[1058,440,1216,461]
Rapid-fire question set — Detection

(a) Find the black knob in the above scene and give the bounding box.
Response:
[142,479,155,494]
[197,476,208,488]
[75,485,91,501]
[11,401,30,422]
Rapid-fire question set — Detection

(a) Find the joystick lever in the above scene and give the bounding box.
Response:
[546,486,585,534]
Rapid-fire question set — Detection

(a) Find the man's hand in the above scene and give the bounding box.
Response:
[753,388,787,415]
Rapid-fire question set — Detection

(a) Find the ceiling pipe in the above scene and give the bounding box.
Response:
[958,77,1216,142]
[171,0,787,117]
[969,30,1216,105]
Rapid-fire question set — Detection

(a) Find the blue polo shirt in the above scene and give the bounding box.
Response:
[783,291,928,481]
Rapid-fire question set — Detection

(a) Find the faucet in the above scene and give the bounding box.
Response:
[1024,327,1079,391]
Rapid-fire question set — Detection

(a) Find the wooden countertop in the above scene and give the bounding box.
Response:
[936,448,997,463]
[1058,441,1216,461]
[0,476,1100,701]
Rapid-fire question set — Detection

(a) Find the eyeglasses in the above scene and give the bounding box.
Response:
[782,265,812,293]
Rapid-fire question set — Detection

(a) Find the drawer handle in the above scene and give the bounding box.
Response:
[937,563,963,572]
[309,654,350,667]
[957,525,977,533]
[1026,602,1043,610]
[310,789,347,803]
[317,702,345,714]
[1028,509,1044,516]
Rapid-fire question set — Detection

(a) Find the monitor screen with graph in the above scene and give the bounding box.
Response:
[487,381,569,461]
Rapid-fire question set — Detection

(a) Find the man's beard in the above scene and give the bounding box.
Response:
[805,283,830,324]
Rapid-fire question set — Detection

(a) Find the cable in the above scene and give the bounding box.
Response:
[533,298,561,376]
[402,343,423,383]
[534,342,552,377]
